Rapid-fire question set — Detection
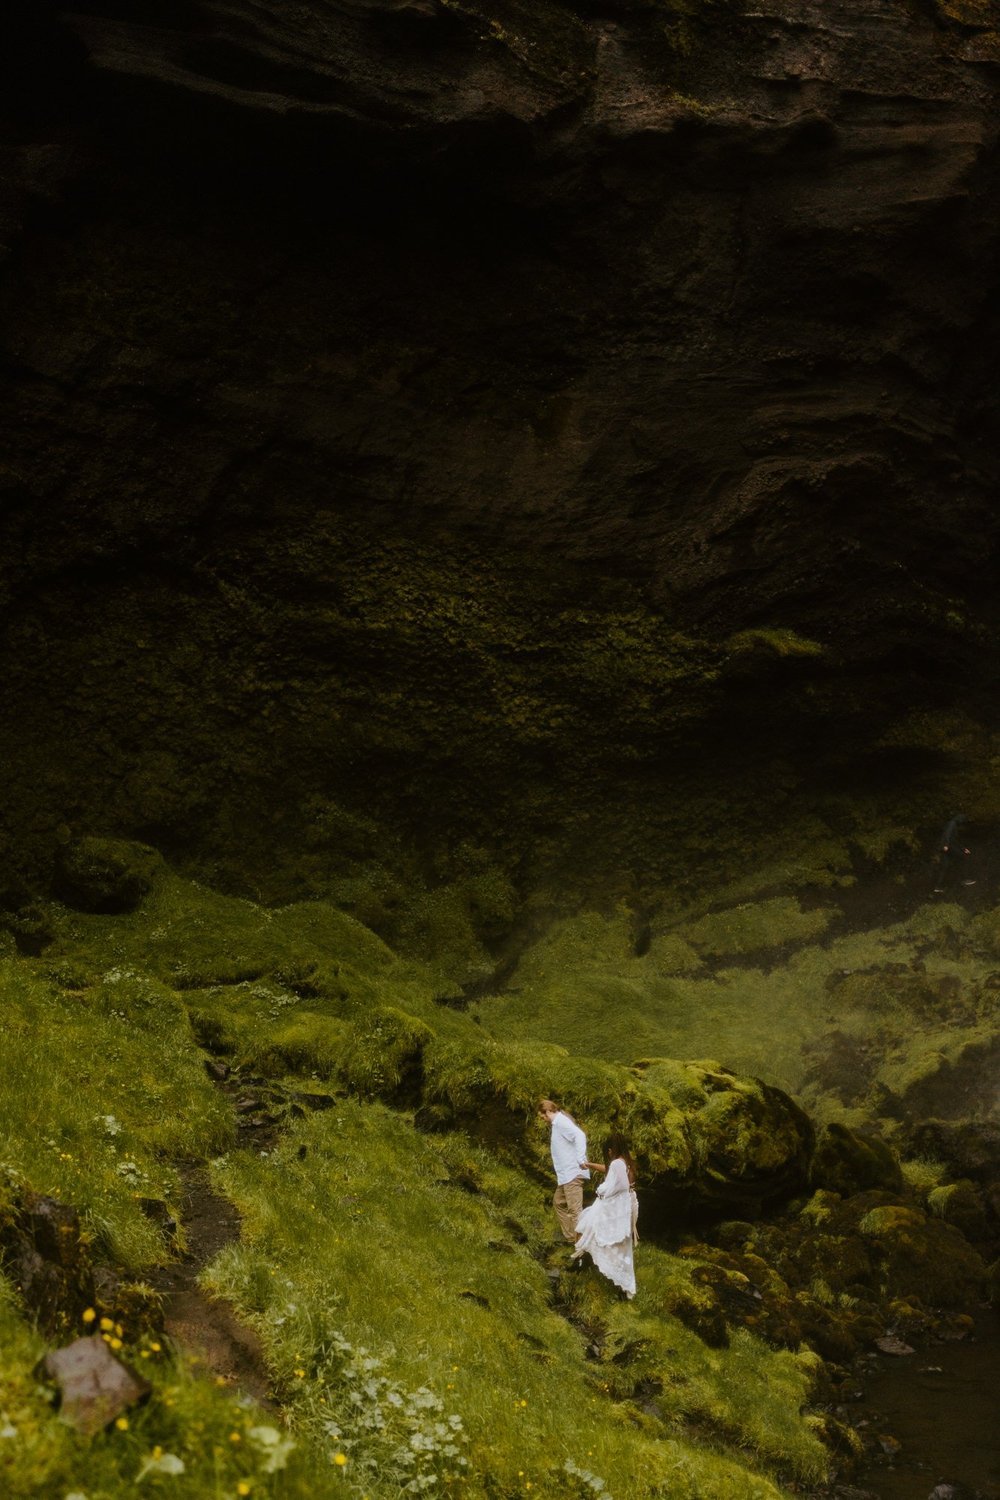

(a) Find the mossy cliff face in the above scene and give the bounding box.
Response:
[2,0,1000,927]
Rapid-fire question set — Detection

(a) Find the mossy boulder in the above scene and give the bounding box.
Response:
[927,1179,990,1241]
[809,1123,903,1198]
[906,1117,1000,1186]
[678,897,833,961]
[857,1201,988,1306]
[658,1063,814,1216]
[679,1230,878,1360]
[53,837,162,914]
[656,1261,733,1348]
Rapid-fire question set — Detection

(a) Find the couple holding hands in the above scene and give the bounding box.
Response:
[539,1099,638,1300]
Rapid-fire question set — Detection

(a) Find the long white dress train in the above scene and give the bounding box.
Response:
[571,1158,638,1298]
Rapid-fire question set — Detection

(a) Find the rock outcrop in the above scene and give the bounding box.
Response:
[1,0,999,909]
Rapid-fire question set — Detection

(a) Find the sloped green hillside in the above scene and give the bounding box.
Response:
[1,848,993,1498]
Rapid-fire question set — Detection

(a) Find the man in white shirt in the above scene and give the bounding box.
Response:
[539,1098,589,1243]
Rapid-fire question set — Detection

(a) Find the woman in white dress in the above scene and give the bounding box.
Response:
[571,1135,638,1299]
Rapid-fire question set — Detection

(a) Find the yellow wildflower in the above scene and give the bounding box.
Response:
[82,1308,96,1324]
[99,1316,114,1332]
[334,1453,348,1466]
[115,1416,129,1431]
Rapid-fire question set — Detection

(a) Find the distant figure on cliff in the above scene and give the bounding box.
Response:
[538,1099,589,1244]
[932,813,974,893]
[573,1135,639,1300]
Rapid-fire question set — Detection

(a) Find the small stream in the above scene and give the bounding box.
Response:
[852,1309,1000,1500]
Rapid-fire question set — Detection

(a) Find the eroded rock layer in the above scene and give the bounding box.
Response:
[2,0,1000,908]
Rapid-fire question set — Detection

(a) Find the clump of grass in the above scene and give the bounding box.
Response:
[0,958,231,1269]
[725,628,826,659]
[676,898,834,960]
[41,874,399,994]
[184,981,351,1076]
[901,1155,948,1196]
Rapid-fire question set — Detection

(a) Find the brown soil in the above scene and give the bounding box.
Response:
[148,1069,287,1406]
[149,1162,272,1406]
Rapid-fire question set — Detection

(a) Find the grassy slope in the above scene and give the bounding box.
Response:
[475,893,1000,1128]
[0,870,832,1499]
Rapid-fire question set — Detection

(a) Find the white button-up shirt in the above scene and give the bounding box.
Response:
[549,1111,589,1186]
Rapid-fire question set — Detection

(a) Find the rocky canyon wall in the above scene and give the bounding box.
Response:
[2,0,1000,921]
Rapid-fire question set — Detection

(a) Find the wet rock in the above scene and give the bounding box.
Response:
[875,1334,914,1355]
[53,836,161,914]
[138,1198,179,1240]
[41,1335,151,1437]
[4,0,1000,924]
[0,1192,95,1332]
[204,1059,231,1081]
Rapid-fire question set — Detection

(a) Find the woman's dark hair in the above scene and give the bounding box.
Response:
[603,1134,636,1184]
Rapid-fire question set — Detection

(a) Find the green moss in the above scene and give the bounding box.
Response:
[54,836,163,914]
[857,1201,987,1304]
[726,628,826,659]
[809,1124,902,1197]
[677,897,834,960]
[0,957,230,1270]
[900,1154,948,1198]
[340,1005,433,1101]
[927,1179,989,1238]
[5,843,998,1493]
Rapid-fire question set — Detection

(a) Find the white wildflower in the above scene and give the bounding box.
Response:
[136,1451,186,1479]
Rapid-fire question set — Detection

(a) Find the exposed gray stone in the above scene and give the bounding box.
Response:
[41,1335,151,1437]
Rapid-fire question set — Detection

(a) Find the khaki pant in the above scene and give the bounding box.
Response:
[554,1177,585,1242]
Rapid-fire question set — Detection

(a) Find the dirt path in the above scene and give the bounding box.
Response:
[149,1160,272,1405]
[148,1062,338,1404]
[148,1065,294,1406]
